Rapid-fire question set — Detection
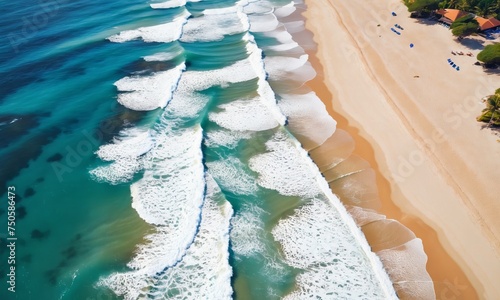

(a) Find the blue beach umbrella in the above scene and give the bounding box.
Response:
[410,43,414,48]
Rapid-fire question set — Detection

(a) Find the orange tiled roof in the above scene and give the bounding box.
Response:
[443,9,469,21]
[475,16,500,31]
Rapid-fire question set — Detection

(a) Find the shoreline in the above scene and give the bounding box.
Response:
[304,34,475,300]
[302,0,500,298]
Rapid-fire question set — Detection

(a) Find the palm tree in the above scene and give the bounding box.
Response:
[457,0,471,11]
[447,0,459,8]
[474,1,497,17]
[477,93,500,127]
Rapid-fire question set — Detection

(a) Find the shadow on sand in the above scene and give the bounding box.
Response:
[458,37,486,50]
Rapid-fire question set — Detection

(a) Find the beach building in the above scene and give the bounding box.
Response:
[436,8,469,25]
[475,16,500,31]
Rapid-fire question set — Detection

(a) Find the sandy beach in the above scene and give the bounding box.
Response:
[303,0,500,298]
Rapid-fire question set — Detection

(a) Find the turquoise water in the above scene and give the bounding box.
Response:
[1,0,397,299]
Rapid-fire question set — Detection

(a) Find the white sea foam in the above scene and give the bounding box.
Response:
[108,10,190,43]
[260,28,302,54]
[101,176,234,300]
[377,239,435,299]
[282,20,305,34]
[114,63,185,111]
[264,40,300,53]
[278,92,336,149]
[243,33,287,125]
[146,175,234,299]
[89,128,153,184]
[248,14,279,32]
[203,129,254,149]
[163,56,264,120]
[95,128,153,161]
[206,156,258,195]
[90,158,143,185]
[230,204,267,257]
[249,131,322,197]
[264,54,316,82]
[97,126,206,298]
[166,45,286,126]
[274,2,296,18]
[273,199,396,299]
[180,6,248,42]
[209,98,280,132]
[143,45,184,62]
[97,0,404,297]
[131,127,204,226]
[150,0,186,9]
[243,0,274,14]
[248,128,396,297]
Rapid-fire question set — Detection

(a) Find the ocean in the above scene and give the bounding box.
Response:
[0,0,399,299]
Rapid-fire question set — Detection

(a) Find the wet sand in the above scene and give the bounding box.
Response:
[302,0,500,298]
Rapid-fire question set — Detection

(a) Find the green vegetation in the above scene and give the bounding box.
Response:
[404,0,440,12]
[405,0,500,17]
[477,43,500,64]
[477,89,500,126]
[451,15,480,37]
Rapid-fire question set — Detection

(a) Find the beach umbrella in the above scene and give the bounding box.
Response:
[392,12,397,16]
[410,43,414,48]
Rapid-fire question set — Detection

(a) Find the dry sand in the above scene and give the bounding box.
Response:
[303,0,500,298]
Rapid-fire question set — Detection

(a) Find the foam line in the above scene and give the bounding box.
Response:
[143,45,184,62]
[273,198,397,299]
[277,92,336,149]
[108,10,190,43]
[248,14,280,32]
[229,203,267,257]
[243,32,287,125]
[249,131,322,198]
[89,128,152,184]
[203,129,254,149]
[100,175,234,300]
[98,127,207,298]
[274,1,296,18]
[243,0,274,14]
[114,63,185,111]
[150,0,186,9]
[264,54,316,82]
[248,129,396,298]
[208,97,280,132]
[205,156,258,195]
[180,5,249,42]
[147,175,234,299]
